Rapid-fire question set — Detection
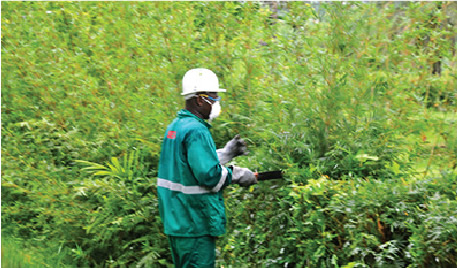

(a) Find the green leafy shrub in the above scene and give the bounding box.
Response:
[2,1,456,267]
[221,172,457,267]
[71,153,169,266]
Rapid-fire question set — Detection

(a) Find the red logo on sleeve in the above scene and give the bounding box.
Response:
[167,131,176,139]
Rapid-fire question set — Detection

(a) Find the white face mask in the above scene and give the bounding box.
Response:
[209,101,221,121]
[203,97,221,122]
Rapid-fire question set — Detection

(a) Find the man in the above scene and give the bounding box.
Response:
[157,68,258,268]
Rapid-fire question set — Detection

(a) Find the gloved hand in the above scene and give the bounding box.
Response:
[217,134,249,165]
[231,167,257,187]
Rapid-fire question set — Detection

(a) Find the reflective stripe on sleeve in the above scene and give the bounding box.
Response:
[210,167,228,193]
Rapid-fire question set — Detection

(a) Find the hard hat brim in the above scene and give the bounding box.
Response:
[181,88,226,95]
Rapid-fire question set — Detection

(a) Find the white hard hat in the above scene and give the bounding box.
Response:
[182,68,226,96]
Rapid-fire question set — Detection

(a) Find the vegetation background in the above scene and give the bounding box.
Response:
[2,1,456,267]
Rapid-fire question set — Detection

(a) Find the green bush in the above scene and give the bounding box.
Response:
[220,173,457,267]
[2,1,456,267]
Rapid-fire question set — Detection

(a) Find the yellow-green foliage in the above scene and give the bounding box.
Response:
[2,2,456,267]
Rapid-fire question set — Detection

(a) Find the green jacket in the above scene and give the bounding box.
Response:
[157,109,232,237]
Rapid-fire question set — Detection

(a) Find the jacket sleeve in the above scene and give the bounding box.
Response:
[186,128,232,191]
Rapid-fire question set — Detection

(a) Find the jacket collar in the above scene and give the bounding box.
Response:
[178,109,212,129]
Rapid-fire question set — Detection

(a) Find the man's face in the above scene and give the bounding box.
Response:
[198,92,220,119]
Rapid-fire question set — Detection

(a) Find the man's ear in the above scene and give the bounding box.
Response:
[195,95,203,107]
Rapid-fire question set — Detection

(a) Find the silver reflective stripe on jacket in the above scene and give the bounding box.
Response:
[211,167,228,192]
[158,168,228,194]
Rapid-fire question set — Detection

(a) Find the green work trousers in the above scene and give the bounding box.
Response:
[168,236,216,268]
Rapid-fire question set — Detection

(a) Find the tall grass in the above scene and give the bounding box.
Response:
[1,236,72,268]
[2,237,41,268]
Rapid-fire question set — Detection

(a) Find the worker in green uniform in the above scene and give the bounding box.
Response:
[158,68,258,268]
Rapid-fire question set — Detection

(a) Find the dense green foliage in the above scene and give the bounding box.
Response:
[2,1,457,267]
